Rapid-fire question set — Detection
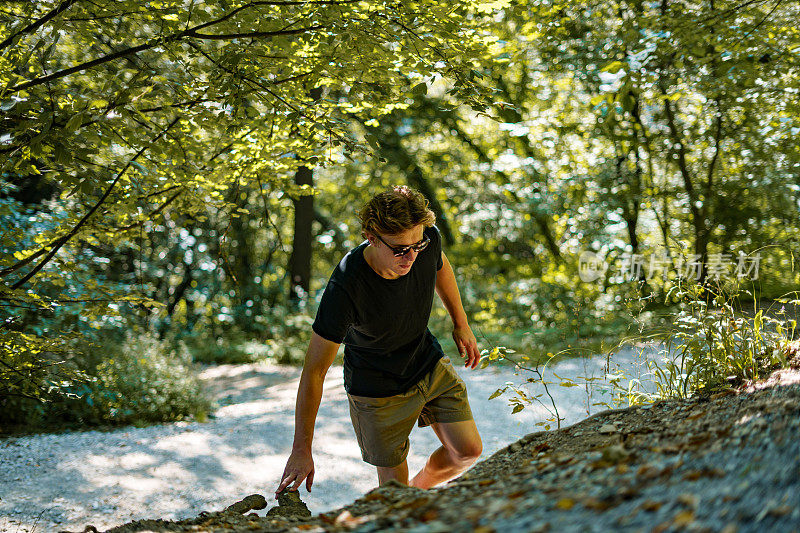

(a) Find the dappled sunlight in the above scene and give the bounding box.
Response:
[1,1,797,532]
[212,455,289,487]
[153,431,216,455]
[7,355,660,531]
[116,476,170,493]
[83,451,157,471]
[6,342,794,532]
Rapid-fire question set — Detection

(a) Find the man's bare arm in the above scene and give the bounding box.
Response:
[435,251,480,368]
[275,332,340,495]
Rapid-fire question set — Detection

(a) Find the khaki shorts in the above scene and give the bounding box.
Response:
[347,356,474,468]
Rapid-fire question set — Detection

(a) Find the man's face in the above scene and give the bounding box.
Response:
[370,224,426,276]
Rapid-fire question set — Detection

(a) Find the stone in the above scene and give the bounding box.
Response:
[265,489,311,518]
[600,444,630,464]
[222,494,268,515]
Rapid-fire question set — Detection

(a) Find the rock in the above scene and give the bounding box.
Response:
[222,494,268,515]
[265,489,311,518]
[599,424,617,434]
[600,444,631,464]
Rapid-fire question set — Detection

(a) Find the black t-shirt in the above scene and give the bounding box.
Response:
[312,225,445,397]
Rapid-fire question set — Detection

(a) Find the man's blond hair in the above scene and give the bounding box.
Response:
[359,186,435,236]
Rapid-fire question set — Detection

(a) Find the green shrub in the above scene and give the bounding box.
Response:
[77,331,212,425]
[0,329,212,432]
[480,280,799,421]
[604,283,798,406]
[173,330,258,365]
[644,284,797,399]
[161,307,314,366]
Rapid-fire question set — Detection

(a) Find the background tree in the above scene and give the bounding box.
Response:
[2,0,798,430]
[0,0,498,413]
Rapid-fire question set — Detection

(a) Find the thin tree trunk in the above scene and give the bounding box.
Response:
[288,165,314,302]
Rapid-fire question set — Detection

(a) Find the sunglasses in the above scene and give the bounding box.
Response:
[374,233,430,257]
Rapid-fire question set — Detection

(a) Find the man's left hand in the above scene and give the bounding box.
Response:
[452,325,480,369]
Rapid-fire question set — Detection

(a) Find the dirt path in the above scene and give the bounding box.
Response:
[0,347,655,533]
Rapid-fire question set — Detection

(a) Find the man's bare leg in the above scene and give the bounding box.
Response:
[376,459,409,485]
[410,419,482,489]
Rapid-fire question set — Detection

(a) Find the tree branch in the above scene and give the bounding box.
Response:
[0,0,78,52]
[0,248,48,278]
[113,188,184,234]
[186,25,323,40]
[663,97,700,222]
[9,15,323,93]
[705,110,724,202]
[10,117,181,289]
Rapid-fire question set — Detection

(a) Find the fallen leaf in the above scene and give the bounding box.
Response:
[682,467,725,481]
[640,500,663,512]
[652,521,671,533]
[636,464,661,480]
[318,512,337,524]
[555,498,575,510]
[533,443,551,453]
[582,497,613,511]
[418,509,438,522]
[677,493,698,508]
[651,444,680,454]
[334,510,373,527]
[687,433,712,446]
[711,390,735,400]
[674,510,695,527]
[767,505,793,517]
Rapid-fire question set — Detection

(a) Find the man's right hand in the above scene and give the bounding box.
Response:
[276,333,339,498]
[276,449,314,497]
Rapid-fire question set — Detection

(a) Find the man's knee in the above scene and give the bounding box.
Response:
[448,438,482,464]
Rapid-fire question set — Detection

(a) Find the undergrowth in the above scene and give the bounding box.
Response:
[485,279,799,427]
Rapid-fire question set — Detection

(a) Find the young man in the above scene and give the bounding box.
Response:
[276,186,482,496]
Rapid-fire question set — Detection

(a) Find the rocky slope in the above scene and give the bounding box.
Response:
[80,361,800,533]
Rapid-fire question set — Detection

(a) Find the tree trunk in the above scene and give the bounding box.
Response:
[288,165,314,302]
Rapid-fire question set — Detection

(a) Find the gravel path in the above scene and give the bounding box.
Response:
[0,346,656,533]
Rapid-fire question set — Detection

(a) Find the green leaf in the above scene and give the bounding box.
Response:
[411,82,428,96]
[488,388,505,400]
[65,113,83,134]
[601,61,625,73]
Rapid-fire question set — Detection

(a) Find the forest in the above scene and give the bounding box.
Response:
[1,0,799,432]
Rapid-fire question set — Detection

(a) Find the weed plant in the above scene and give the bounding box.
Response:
[484,278,798,422]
